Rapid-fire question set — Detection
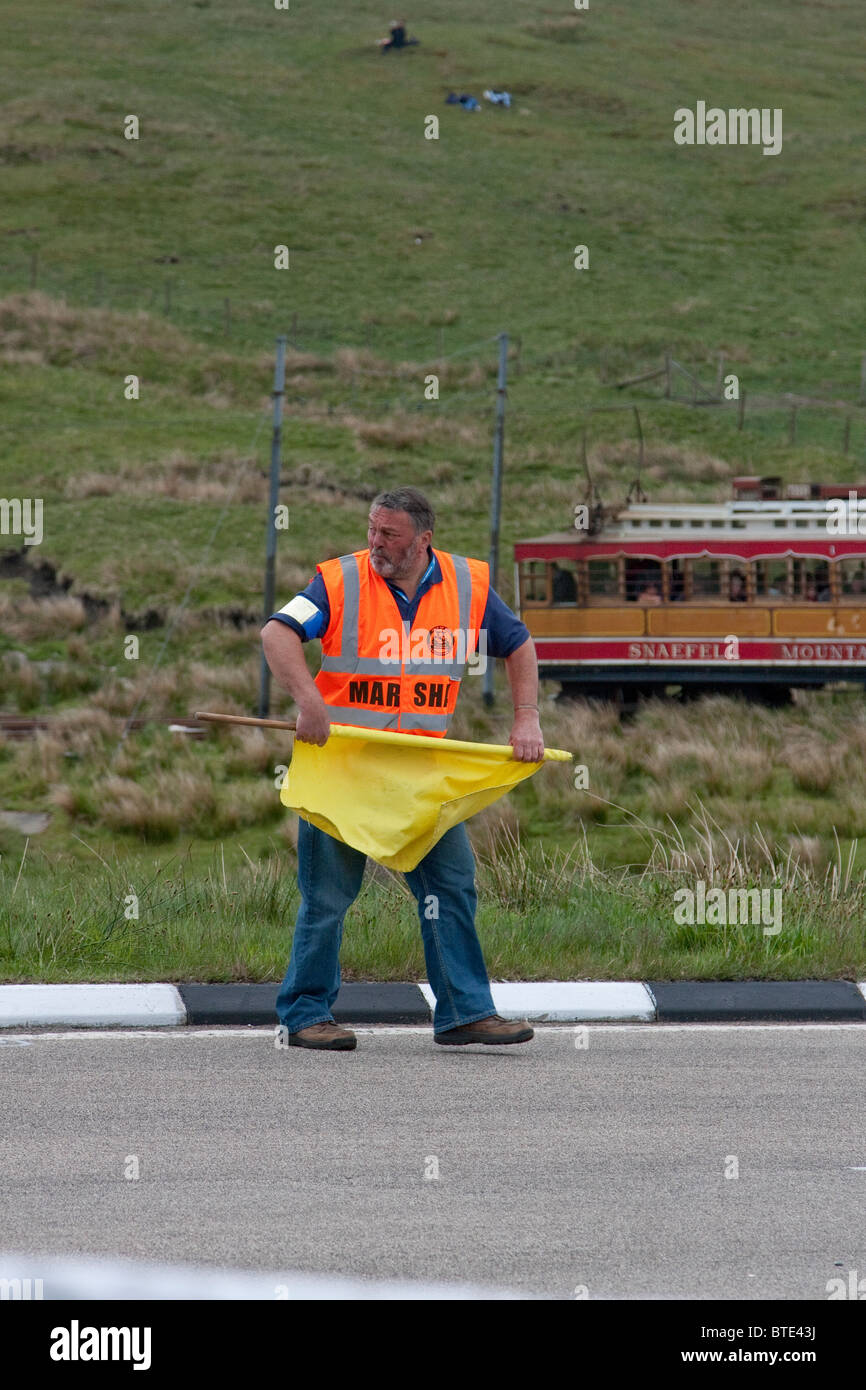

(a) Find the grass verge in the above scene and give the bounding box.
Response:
[1,819,864,983]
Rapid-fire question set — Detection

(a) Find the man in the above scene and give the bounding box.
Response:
[637,580,662,605]
[378,20,418,51]
[261,486,544,1052]
[551,563,577,605]
[728,570,747,602]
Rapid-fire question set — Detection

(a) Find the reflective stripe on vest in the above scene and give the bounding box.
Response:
[403,554,472,681]
[327,709,450,732]
[320,553,474,682]
[314,549,488,736]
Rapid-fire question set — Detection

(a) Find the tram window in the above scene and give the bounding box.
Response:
[668,559,685,602]
[755,559,790,599]
[840,560,866,599]
[626,560,663,603]
[551,561,578,606]
[799,562,830,602]
[587,558,620,602]
[520,561,550,605]
[689,558,723,599]
[689,520,702,528]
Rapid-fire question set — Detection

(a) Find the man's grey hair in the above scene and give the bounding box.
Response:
[370,487,435,535]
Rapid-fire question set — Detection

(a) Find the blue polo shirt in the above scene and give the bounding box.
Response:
[269,548,529,659]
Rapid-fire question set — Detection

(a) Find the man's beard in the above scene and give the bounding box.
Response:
[371,540,421,579]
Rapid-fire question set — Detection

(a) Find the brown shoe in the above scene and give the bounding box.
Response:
[288,1021,357,1051]
[434,1014,534,1046]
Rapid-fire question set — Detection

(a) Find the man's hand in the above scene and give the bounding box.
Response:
[295,694,331,746]
[509,708,545,762]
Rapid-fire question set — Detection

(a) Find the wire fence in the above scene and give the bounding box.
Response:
[0,254,497,362]
[2,253,866,458]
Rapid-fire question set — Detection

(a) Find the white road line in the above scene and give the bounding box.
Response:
[0,1251,529,1301]
[0,983,185,1028]
[3,1022,866,1043]
[420,980,656,1020]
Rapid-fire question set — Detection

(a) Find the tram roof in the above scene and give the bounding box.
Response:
[516,531,578,544]
[609,499,847,532]
[518,498,851,545]
[620,500,844,518]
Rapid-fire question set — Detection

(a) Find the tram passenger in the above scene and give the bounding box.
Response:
[551,564,577,604]
[728,570,747,602]
[637,580,662,605]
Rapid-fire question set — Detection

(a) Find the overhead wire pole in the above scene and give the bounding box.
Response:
[258,335,287,718]
[483,331,508,708]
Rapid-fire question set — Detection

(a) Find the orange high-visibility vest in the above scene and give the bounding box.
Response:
[315,549,489,735]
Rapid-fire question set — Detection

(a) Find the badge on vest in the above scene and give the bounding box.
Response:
[377,626,473,664]
[427,625,455,660]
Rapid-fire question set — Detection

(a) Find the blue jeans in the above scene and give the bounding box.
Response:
[276,819,496,1034]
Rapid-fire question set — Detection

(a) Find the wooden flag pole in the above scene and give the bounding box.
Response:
[195,711,297,731]
[193,710,571,762]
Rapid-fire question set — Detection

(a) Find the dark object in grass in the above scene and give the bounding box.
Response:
[378,22,419,53]
[445,92,481,111]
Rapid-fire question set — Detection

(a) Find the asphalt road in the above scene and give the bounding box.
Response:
[1,1025,864,1300]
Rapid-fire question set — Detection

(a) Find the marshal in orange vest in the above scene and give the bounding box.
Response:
[314,549,489,736]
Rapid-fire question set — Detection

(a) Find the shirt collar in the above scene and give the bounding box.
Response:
[387,547,438,599]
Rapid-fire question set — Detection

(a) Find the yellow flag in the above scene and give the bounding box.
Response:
[280,724,572,871]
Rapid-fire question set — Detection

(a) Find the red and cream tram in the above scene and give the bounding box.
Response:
[515,477,866,701]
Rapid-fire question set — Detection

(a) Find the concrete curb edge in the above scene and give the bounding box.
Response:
[1,980,865,1028]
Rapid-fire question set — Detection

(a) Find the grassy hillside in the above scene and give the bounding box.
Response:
[4,1,865,374]
[1,0,866,977]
